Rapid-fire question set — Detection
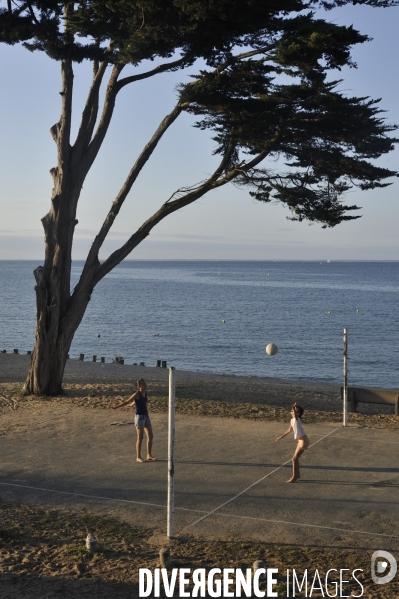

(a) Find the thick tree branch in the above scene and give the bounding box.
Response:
[81,63,124,172]
[73,59,109,160]
[80,43,277,228]
[74,44,277,187]
[83,102,188,269]
[165,149,269,211]
[92,144,275,285]
[114,44,276,94]
[162,126,282,210]
[49,58,73,165]
[49,4,74,164]
[115,54,192,92]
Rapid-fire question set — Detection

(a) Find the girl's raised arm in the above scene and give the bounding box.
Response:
[291,403,299,420]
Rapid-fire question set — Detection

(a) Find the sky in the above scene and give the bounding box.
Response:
[0,3,398,261]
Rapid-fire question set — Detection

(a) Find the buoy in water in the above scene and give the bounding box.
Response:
[266,343,278,356]
[222,320,226,324]
[327,311,331,314]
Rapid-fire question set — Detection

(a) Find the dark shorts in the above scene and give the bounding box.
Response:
[134,414,152,429]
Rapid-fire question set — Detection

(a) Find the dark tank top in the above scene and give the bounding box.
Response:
[135,392,148,416]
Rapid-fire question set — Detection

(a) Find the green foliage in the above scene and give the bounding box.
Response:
[0,0,398,228]
[1,1,397,64]
[180,61,397,226]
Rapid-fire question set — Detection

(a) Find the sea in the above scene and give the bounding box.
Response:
[0,260,398,389]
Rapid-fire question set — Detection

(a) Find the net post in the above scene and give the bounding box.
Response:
[343,328,348,427]
[167,366,175,538]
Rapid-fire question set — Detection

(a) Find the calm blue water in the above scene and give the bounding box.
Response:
[0,261,398,388]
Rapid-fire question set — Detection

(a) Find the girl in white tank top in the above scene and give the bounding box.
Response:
[275,403,309,483]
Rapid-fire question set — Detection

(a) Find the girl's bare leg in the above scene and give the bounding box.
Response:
[145,426,157,461]
[287,447,304,483]
[136,428,145,462]
[294,455,300,479]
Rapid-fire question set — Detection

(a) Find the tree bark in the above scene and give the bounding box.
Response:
[24,265,93,396]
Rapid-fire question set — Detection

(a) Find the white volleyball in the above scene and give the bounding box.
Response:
[266,343,278,356]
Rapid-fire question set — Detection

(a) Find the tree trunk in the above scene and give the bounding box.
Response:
[23,259,90,396]
[22,223,87,395]
[22,161,96,396]
[24,326,70,397]
[21,45,124,396]
[23,54,95,396]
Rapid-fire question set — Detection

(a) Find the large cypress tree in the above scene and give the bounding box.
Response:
[0,1,397,395]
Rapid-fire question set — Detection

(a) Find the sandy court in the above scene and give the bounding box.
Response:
[1,402,399,552]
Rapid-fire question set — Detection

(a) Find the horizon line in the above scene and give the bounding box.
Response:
[0,259,398,263]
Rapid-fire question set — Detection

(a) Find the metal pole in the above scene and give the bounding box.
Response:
[167,367,175,538]
[343,328,348,427]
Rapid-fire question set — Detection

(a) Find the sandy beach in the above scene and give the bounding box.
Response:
[1,353,398,426]
[1,353,399,598]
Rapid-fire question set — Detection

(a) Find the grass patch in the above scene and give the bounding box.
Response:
[62,544,87,557]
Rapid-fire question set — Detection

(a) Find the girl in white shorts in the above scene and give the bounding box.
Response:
[275,403,309,483]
